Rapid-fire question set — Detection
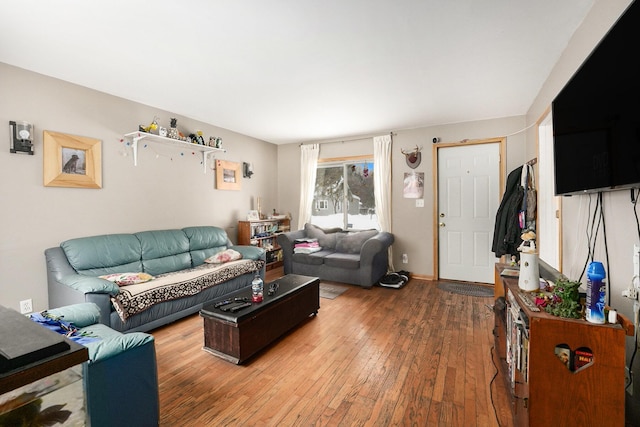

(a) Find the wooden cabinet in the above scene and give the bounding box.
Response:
[493,264,633,426]
[238,218,290,270]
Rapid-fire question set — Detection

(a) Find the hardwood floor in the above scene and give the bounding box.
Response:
[152,268,514,426]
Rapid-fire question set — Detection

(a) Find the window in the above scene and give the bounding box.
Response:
[311,159,378,230]
[316,200,328,210]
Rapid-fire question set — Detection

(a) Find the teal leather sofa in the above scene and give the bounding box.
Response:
[46,302,159,427]
[45,226,265,333]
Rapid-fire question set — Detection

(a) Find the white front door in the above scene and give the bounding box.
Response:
[437,143,500,283]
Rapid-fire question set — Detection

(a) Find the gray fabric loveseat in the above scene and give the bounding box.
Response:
[276,223,394,288]
[45,226,265,333]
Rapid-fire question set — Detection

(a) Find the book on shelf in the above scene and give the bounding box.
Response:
[573,347,594,370]
[500,268,520,277]
[554,344,571,370]
[521,334,529,382]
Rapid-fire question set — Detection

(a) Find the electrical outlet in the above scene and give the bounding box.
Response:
[402,253,408,264]
[623,247,640,300]
[19,299,33,314]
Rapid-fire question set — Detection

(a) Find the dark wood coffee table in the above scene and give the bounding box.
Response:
[200,274,320,364]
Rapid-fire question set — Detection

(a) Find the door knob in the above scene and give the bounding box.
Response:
[439,222,446,227]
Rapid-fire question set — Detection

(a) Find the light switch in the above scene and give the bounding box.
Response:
[416,199,424,208]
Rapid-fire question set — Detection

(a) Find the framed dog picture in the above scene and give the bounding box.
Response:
[43,131,102,189]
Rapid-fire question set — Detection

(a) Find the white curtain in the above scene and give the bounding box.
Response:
[297,144,320,230]
[373,134,394,272]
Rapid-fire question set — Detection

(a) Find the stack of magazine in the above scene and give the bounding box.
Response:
[555,344,594,372]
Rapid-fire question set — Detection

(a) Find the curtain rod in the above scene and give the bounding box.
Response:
[300,132,396,146]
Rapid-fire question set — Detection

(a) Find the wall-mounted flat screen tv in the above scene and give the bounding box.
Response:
[552,1,640,196]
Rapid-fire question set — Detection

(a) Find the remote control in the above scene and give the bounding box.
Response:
[220,302,249,312]
[214,299,233,308]
[220,303,240,312]
[229,302,252,313]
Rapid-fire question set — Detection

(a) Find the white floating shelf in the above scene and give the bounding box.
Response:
[123,131,226,173]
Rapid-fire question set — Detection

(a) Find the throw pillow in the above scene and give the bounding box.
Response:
[99,272,154,286]
[204,249,242,264]
[335,229,379,254]
[304,223,340,249]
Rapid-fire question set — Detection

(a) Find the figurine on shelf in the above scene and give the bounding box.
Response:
[189,131,205,145]
[139,116,159,134]
[168,118,179,139]
[517,229,536,253]
[196,130,205,145]
[208,136,216,147]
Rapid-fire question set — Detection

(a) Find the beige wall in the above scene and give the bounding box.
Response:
[0,62,277,313]
[278,116,527,279]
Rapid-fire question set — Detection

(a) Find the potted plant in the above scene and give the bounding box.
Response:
[538,278,582,319]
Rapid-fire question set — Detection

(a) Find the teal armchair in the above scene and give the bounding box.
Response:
[47,303,159,427]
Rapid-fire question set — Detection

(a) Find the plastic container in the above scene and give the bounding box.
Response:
[586,261,606,324]
[251,273,263,303]
[518,252,540,291]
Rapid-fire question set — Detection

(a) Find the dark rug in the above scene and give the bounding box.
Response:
[437,282,493,298]
[319,283,349,299]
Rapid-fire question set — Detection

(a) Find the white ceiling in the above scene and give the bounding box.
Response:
[0,1,594,144]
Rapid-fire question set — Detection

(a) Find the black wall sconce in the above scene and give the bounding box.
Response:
[10,121,34,155]
[243,162,254,178]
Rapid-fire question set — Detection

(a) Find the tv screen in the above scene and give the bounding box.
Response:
[552,0,640,196]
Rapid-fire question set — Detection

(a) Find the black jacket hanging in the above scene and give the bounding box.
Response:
[492,166,524,257]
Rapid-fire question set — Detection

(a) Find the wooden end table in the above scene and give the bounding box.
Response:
[200,274,320,364]
[0,305,88,395]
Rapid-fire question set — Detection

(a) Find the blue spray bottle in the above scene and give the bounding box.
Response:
[586,261,606,324]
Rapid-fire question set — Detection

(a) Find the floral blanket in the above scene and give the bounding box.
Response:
[111,259,264,321]
[30,312,99,345]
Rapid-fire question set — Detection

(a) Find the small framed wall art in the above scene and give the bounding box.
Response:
[403,171,424,199]
[215,160,241,190]
[43,131,102,189]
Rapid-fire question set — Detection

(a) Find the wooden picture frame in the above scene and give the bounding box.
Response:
[43,131,102,188]
[216,160,241,190]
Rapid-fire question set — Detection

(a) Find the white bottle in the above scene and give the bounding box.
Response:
[251,273,263,303]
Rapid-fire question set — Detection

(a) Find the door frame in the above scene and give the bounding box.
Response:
[432,137,506,281]
[536,107,563,272]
